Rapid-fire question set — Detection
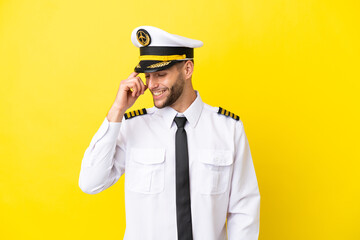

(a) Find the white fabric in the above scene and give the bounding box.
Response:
[131,26,204,48]
[79,91,260,240]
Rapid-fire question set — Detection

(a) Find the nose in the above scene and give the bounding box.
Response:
[147,74,159,90]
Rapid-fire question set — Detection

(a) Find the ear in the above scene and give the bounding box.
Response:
[183,60,194,80]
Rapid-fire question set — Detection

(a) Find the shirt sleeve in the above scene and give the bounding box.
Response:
[227,120,260,239]
[78,116,126,194]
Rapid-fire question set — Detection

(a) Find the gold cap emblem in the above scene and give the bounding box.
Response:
[136,29,151,47]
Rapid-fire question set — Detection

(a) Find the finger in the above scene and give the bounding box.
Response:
[130,77,141,97]
[128,72,139,79]
[143,84,148,93]
[127,81,138,97]
[136,76,146,95]
[131,84,138,97]
[122,80,136,93]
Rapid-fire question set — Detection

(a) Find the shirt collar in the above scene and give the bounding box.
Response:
[154,90,204,129]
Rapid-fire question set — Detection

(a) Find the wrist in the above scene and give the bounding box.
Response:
[111,104,127,113]
[107,105,126,122]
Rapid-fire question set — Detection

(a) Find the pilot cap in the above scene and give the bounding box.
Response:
[131,26,203,73]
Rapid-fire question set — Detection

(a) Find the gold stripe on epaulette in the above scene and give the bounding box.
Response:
[124,108,148,120]
[218,107,240,121]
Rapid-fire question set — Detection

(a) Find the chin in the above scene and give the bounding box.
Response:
[154,99,166,109]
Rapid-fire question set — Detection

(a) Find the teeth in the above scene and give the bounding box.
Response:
[153,90,165,96]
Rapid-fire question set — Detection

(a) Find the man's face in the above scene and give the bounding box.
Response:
[145,63,185,109]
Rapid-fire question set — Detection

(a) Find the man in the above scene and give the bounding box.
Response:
[79,26,260,240]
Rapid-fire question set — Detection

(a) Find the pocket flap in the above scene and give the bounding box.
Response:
[130,148,165,164]
[198,149,233,166]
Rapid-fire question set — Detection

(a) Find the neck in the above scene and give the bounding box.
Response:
[170,84,196,113]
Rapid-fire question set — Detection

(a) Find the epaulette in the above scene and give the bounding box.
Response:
[218,107,240,121]
[124,108,147,120]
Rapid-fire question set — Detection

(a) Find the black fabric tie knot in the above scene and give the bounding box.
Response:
[174,116,193,240]
[174,116,187,129]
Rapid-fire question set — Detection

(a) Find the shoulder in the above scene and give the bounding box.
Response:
[203,103,240,122]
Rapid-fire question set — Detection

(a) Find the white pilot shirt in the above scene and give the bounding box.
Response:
[79,90,260,240]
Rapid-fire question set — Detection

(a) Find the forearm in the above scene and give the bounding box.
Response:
[227,121,261,239]
[227,188,260,239]
[78,117,125,194]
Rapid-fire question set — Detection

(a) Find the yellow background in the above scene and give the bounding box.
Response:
[1,0,359,239]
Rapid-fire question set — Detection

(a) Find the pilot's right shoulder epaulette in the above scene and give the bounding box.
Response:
[217,107,240,121]
[124,108,147,120]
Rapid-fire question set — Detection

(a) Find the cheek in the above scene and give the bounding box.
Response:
[165,75,177,86]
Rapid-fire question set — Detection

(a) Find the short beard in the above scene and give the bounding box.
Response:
[155,73,185,109]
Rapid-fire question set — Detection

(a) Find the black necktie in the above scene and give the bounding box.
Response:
[174,117,193,240]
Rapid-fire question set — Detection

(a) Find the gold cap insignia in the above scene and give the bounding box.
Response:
[136,29,151,47]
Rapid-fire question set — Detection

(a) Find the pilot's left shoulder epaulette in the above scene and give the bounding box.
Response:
[218,107,240,121]
[124,108,147,120]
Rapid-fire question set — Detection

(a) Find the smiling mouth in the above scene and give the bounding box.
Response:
[152,90,166,97]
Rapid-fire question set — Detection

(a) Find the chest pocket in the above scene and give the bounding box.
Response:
[197,149,233,195]
[126,148,165,194]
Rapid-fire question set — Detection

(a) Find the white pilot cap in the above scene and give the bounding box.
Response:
[131,26,203,48]
[130,26,203,73]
